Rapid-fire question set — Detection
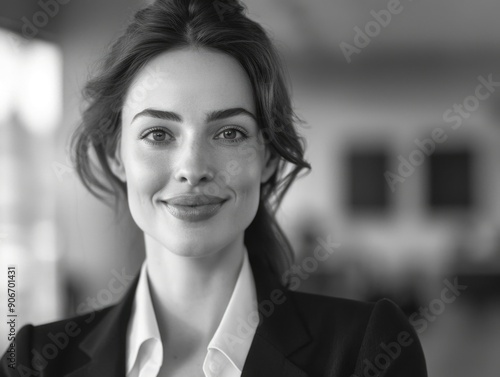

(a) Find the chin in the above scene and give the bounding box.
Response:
[152,231,228,258]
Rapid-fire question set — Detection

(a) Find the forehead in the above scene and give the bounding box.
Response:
[122,47,255,121]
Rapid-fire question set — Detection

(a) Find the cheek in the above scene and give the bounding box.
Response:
[228,158,264,206]
[123,144,169,205]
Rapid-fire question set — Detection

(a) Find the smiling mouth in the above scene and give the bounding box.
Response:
[164,194,227,206]
[161,200,227,222]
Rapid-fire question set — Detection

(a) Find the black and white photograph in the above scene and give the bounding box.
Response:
[1,0,500,376]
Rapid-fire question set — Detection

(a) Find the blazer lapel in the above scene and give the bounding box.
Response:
[65,272,140,377]
[242,254,311,377]
[242,334,309,377]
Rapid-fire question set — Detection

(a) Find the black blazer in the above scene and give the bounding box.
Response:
[1,255,427,377]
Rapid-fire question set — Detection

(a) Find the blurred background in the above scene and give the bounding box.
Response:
[1,0,500,375]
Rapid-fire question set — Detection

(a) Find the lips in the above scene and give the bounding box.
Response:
[161,194,227,222]
[164,194,227,206]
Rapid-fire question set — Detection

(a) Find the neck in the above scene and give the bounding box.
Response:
[144,233,245,349]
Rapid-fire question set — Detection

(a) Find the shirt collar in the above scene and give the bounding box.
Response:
[126,261,162,375]
[126,247,258,375]
[203,247,258,373]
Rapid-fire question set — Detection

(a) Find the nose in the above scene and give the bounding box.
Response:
[173,136,215,186]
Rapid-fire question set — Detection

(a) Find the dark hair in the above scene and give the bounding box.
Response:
[70,0,311,288]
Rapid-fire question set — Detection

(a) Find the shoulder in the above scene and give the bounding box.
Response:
[0,307,111,376]
[286,290,428,377]
[288,289,402,335]
[14,305,112,348]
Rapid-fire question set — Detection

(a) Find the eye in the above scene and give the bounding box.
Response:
[214,126,248,143]
[141,128,173,145]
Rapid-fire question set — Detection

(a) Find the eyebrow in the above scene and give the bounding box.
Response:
[131,107,257,124]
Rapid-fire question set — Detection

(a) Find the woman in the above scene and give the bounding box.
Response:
[1,0,427,376]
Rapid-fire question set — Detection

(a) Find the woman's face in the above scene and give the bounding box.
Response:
[110,47,277,257]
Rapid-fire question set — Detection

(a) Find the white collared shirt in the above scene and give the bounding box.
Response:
[126,248,259,377]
